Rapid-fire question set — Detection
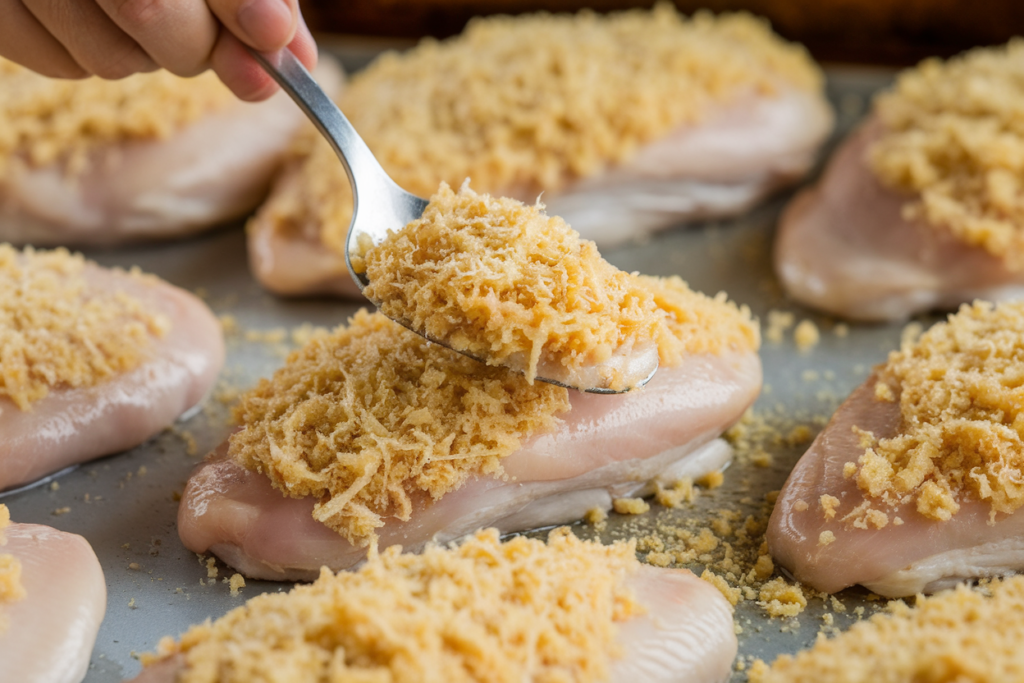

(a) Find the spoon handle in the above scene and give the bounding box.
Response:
[246,47,388,199]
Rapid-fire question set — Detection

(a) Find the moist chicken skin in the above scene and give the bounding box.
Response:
[0,264,224,492]
[768,373,1024,597]
[179,352,761,580]
[774,119,1024,322]
[0,522,107,683]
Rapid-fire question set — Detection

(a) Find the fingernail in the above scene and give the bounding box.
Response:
[237,0,294,48]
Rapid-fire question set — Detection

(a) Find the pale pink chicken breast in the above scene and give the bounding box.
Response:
[1,522,107,683]
[0,265,224,492]
[0,62,342,246]
[127,565,737,683]
[248,88,833,299]
[768,374,1024,597]
[179,352,761,581]
[774,118,1024,322]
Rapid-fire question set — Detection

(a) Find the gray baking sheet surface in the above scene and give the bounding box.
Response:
[1,60,919,682]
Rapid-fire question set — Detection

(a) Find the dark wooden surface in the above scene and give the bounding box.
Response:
[300,0,1023,65]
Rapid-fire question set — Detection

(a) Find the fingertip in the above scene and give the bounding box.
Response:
[235,0,297,52]
[289,14,318,72]
[211,31,280,102]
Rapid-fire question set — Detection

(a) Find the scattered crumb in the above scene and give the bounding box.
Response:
[52,507,70,516]
[612,498,650,515]
[758,578,807,618]
[645,552,674,567]
[785,425,812,447]
[129,598,137,609]
[765,310,795,343]
[702,569,742,606]
[819,495,839,520]
[697,471,725,490]
[818,531,836,546]
[793,500,809,512]
[206,557,218,580]
[49,482,59,491]
[584,507,607,530]
[654,478,695,508]
[228,573,245,597]
[794,320,820,352]
[834,323,849,338]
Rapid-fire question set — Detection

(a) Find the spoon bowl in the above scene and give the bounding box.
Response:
[249,47,656,393]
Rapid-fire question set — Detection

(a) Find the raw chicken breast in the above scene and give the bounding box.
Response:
[127,565,736,683]
[612,565,737,683]
[1,522,107,683]
[542,88,833,247]
[768,374,1024,597]
[774,119,1024,322]
[0,263,224,492]
[249,87,832,299]
[179,352,761,580]
[0,61,342,246]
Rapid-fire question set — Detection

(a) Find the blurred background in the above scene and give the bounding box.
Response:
[300,0,1023,65]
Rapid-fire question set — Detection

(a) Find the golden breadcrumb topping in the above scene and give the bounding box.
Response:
[869,40,1024,268]
[750,577,1024,682]
[0,505,26,615]
[231,262,756,542]
[0,245,170,411]
[360,182,663,389]
[361,183,759,389]
[757,578,807,618]
[637,274,760,362]
[0,57,233,177]
[229,310,570,544]
[254,5,822,256]
[149,528,644,683]
[852,301,1024,521]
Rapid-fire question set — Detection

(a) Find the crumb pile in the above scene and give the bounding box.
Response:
[148,528,644,683]
[361,183,758,388]
[360,182,664,388]
[869,40,1024,267]
[0,245,170,410]
[853,301,1024,521]
[0,58,233,177]
[229,310,570,544]
[0,505,26,613]
[749,577,1024,682]
[256,5,822,256]
[632,274,760,362]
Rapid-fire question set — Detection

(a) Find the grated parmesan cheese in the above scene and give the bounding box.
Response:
[869,40,1024,268]
[0,245,170,410]
[147,528,644,683]
[254,6,822,258]
[360,182,665,389]
[750,577,1024,682]
[229,310,570,544]
[0,58,233,177]
[853,301,1024,521]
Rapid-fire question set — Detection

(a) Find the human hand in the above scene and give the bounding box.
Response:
[0,0,318,101]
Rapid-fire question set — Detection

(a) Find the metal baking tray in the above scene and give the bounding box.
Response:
[2,55,914,681]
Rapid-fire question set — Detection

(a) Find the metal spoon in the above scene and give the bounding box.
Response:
[249,47,657,393]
